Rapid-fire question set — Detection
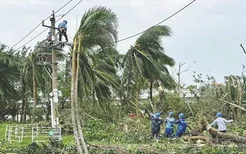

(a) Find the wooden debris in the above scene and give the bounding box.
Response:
[183,136,211,143]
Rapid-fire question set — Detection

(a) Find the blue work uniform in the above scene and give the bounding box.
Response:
[174,118,187,137]
[165,117,175,138]
[57,21,68,42]
[151,117,163,139]
[58,22,67,30]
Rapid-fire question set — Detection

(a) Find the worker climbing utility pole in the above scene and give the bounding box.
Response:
[42,11,72,128]
[42,10,59,128]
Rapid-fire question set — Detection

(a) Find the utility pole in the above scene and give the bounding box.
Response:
[51,10,59,128]
[42,11,71,128]
[43,10,59,128]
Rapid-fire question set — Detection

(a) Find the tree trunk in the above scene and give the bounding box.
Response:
[71,38,83,154]
[23,99,27,123]
[135,86,140,119]
[32,70,37,123]
[158,84,164,109]
[20,77,26,123]
[20,100,24,123]
[149,79,155,113]
[200,117,246,143]
[75,50,88,154]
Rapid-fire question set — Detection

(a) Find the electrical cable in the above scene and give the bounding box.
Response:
[117,0,197,43]
[14,0,84,52]
[14,0,195,51]
[11,0,73,49]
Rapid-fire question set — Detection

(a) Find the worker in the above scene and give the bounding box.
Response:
[174,113,187,138]
[165,111,175,138]
[150,112,163,140]
[210,112,233,133]
[58,20,68,42]
[47,32,52,42]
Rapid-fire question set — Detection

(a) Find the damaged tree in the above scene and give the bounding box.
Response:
[70,6,119,153]
[195,117,246,144]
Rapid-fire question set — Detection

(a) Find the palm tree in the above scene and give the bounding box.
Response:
[0,44,19,120]
[15,48,34,122]
[15,45,47,123]
[30,41,66,123]
[121,46,146,118]
[30,51,47,123]
[121,25,176,115]
[78,47,121,109]
[71,6,118,153]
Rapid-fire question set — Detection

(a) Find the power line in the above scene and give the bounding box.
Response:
[54,0,73,13]
[11,0,73,49]
[55,14,66,18]
[56,0,84,22]
[117,0,197,43]
[58,0,197,45]
[14,0,84,52]
[15,0,195,51]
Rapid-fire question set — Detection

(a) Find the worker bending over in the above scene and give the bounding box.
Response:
[58,20,68,42]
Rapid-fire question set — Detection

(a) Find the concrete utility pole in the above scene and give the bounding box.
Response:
[51,10,59,128]
[43,10,59,128]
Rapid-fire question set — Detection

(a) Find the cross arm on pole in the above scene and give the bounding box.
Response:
[42,20,59,30]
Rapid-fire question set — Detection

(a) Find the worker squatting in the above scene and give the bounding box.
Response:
[150,112,233,140]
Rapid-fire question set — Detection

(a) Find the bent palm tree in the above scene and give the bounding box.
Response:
[136,26,176,112]
[0,44,19,119]
[71,6,118,153]
[122,25,176,115]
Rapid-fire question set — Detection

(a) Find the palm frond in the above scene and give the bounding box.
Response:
[136,25,171,49]
[77,6,118,50]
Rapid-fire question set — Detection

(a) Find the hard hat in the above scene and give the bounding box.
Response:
[169,112,174,117]
[216,112,222,117]
[155,112,161,117]
[179,113,184,118]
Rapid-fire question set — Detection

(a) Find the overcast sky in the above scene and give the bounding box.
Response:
[1,0,246,86]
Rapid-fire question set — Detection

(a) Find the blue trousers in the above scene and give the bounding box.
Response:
[175,130,184,138]
[165,128,173,138]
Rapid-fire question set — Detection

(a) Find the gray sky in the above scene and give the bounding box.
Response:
[1,0,246,86]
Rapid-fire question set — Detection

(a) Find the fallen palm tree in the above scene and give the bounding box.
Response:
[184,117,246,144]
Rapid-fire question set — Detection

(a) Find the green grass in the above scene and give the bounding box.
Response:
[1,121,246,153]
[0,122,74,149]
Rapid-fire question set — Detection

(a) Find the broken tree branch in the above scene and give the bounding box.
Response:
[218,99,246,112]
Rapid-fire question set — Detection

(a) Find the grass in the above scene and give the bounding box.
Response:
[1,120,246,153]
[0,122,195,153]
[0,122,74,149]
